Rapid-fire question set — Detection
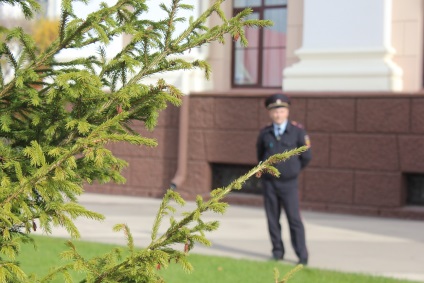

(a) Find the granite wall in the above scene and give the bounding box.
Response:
[86,91,424,220]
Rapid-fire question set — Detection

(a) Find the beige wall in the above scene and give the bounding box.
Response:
[208,0,303,91]
[286,0,304,68]
[208,0,424,93]
[208,0,233,91]
[392,0,424,92]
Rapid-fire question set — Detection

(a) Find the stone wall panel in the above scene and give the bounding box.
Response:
[181,161,212,197]
[189,97,215,129]
[411,98,424,133]
[354,172,404,207]
[88,93,424,220]
[157,105,179,127]
[331,134,399,170]
[308,133,330,167]
[289,98,308,127]
[204,131,258,164]
[356,98,410,133]
[306,98,355,132]
[188,130,207,160]
[304,169,354,204]
[123,158,165,188]
[215,98,259,130]
[399,136,424,172]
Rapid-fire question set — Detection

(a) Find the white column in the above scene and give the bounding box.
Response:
[283,0,403,92]
[46,0,62,19]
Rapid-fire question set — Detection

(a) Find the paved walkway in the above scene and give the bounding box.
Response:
[37,193,424,282]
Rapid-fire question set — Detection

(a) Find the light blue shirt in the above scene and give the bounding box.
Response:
[273,120,288,137]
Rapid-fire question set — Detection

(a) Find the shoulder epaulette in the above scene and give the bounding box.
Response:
[291,121,304,129]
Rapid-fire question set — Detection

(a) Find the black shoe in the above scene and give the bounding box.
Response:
[297,258,308,265]
[272,254,284,261]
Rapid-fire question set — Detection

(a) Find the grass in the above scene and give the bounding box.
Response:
[159,256,419,283]
[16,235,419,283]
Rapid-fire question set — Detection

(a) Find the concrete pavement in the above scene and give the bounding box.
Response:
[36,193,424,282]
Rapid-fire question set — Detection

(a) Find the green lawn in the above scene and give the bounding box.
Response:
[16,236,419,283]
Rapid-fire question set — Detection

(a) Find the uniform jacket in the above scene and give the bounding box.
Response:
[256,121,312,181]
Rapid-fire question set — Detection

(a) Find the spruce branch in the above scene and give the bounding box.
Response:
[274,264,304,283]
[0,0,131,99]
[147,146,308,251]
[162,0,183,49]
[126,1,271,84]
[55,148,307,282]
[1,111,135,207]
[1,0,278,281]
[0,0,40,19]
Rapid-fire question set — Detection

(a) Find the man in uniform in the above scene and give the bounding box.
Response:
[256,93,312,265]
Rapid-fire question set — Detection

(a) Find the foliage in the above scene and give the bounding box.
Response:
[159,254,416,283]
[274,265,303,283]
[34,147,308,283]
[32,19,60,52]
[0,0,279,282]
[20,236,417,283]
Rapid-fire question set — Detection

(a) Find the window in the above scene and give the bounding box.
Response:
[232,0,287,88]
[406,174,424,205]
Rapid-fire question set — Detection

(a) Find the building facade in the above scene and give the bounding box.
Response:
[10,0,420,219]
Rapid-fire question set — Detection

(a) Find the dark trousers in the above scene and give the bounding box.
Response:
[263,178,308,261]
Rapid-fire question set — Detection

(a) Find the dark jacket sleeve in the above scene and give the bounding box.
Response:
[297,128,312,169]
[256,131,265,163]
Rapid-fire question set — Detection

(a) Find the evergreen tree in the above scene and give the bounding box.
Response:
[0,0,305,281]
